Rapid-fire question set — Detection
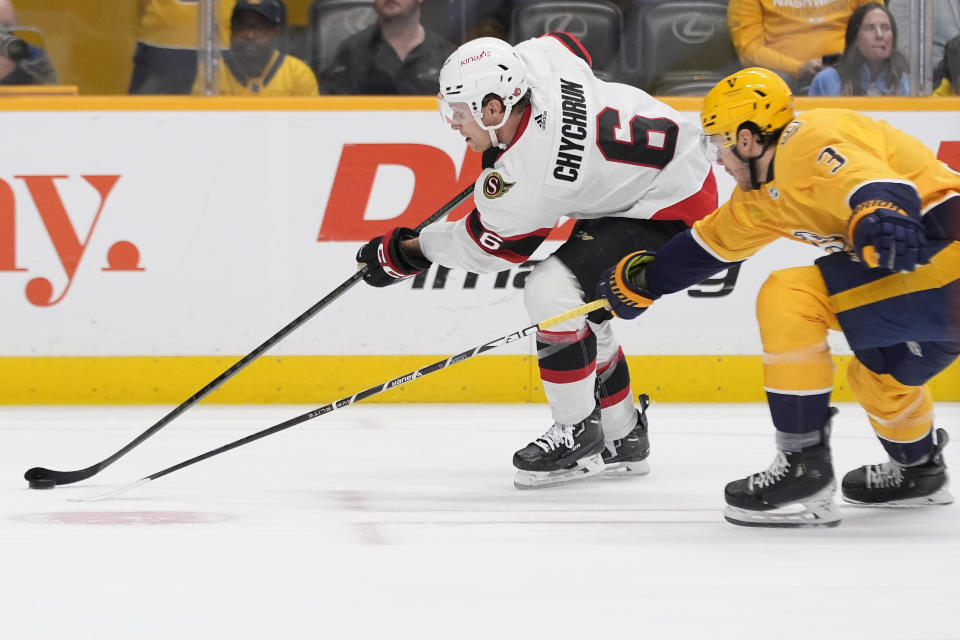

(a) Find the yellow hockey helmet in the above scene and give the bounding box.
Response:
[700,67,795,148]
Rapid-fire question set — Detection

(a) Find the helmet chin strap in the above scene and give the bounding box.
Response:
[487,127,505,150]
[479,102,513,150]
[731,140,774,191]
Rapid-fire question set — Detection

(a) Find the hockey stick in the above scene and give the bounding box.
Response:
[25,183,476,488]
[76,298,610,501]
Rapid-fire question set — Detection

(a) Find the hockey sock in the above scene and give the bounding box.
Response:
[597,347,635,440]
[537,325,597,425]
[878,429,936,466]
[767,390,832,450]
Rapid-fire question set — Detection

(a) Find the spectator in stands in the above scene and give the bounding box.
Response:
[933,34,960,97]
[728,0,875,92]
[0,0,57,85]
[888,0,960,87]
[463,0,513,41]
[317,0,453,94]
[130,0,235,94]
[195,0,317,96]
[808,3,909,97]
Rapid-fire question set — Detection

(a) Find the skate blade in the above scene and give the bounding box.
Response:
[724,483,841,528]
[842,486,954,507]
[723,501,841,528]
[514,454,604,489]
[602,459,651,477]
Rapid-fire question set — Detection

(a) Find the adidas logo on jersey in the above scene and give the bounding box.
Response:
[534,112,547,130]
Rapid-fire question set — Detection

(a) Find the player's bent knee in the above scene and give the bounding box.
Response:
[523,257,587,328]
[757,267,831,331]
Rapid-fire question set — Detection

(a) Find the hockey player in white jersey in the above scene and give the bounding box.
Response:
[356,33,717,488]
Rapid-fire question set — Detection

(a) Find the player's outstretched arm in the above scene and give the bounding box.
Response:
[596,228,743,320]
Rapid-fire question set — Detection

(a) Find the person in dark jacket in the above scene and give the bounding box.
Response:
[318,0,453,94]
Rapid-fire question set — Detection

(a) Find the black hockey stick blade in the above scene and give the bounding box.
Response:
[26,183,475,488]
[76,299,609,501]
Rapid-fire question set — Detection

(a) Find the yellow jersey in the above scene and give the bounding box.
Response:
[728,0,876,76]
[932,78,957,97]
[138,0,235,49]
[193,50,319,96]
[640,107,960,353]
[694,108,960,262]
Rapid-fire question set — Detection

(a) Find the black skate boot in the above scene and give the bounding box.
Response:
[724,409,840,527]
[842,428,954,506]
[513,403,605,489]
[602,394,651,476]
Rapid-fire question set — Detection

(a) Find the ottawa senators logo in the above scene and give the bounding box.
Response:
[482,172,516,199]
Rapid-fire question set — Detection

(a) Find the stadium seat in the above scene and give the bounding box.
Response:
[285,25,311,62]
[649,72,725,95]
[510,0,625,81]
[626,0,739,93]
[421,0,468,46]
[308,0,376,76]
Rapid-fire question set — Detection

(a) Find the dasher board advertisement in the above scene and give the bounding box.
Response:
[0,97,957,402]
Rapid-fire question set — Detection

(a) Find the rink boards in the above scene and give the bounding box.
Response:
[0,96,958,403]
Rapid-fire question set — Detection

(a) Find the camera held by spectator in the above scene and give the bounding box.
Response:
[0,24,28,62]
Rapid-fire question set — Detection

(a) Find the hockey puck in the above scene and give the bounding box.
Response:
[29,478,56,490]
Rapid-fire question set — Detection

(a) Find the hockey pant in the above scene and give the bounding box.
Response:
[758,258,960,465]
[524,255,637,440]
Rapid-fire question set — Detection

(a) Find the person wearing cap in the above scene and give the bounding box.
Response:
[317,0,452,94]
[130,0,235,94]
[194,0,318,96]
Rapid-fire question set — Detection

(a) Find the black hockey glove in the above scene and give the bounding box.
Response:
[849,206,929,272]
[596,251,659,320]
[356,227,432,287]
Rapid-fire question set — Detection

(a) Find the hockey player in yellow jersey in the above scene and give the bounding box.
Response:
[599,67,960,527]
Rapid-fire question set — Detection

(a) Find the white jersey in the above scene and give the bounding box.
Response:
[420,34,715,273]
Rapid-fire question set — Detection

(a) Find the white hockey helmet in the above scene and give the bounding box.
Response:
[438,37,529,136]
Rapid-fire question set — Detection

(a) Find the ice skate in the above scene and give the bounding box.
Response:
[724,444,840,528]
[602,394,651,476]
[513,403,605,489]
[842,428,954,506]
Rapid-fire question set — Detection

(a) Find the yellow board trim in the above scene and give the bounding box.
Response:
[0,354,956,405]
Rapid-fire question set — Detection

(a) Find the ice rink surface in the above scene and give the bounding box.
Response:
[3,402,959,640]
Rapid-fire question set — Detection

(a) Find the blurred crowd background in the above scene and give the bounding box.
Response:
[0,0,957,97]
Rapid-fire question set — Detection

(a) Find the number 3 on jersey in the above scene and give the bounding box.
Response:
[596,108,679,170]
